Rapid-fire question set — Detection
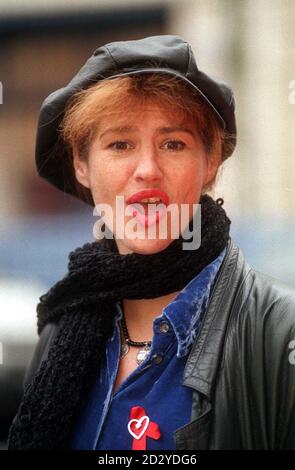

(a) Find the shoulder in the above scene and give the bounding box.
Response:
[234,265,295,338]
[211,238,295,341]
[247,267,295,307]
[221,238,295,330]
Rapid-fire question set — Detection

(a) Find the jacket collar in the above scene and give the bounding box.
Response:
[182,237,250,399]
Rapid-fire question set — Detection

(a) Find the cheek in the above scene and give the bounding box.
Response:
[87,157,128,202]
[174,157,208,194]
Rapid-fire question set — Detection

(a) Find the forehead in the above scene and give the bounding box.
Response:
[98,100,195,131]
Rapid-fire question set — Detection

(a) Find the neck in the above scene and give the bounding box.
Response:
[122,291,180,342]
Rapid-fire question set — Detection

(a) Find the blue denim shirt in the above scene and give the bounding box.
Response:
[71,248,226,450]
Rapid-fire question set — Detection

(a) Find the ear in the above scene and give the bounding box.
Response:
[72,149,90,189]
[202,152,221,194]
[204,151,221,186]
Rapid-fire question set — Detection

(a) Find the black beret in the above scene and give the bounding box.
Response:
[35,35,237,204]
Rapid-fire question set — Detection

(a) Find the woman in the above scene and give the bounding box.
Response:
[8,35,295,450]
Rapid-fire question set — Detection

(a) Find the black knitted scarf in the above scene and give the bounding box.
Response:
[8,194,231,449]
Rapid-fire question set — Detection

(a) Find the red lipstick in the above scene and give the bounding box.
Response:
[126,189,169,206]
[125,189,169,228]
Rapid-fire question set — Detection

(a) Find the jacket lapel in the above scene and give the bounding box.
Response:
[174,239,247,449]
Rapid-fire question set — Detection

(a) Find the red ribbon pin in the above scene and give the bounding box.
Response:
[127,406,161,450]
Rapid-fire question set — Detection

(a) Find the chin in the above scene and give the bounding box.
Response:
[116,237,173,255]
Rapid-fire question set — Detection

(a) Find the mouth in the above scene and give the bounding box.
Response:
[125,190,169,227]
[129,203,166,227]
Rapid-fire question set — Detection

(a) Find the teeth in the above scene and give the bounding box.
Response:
[139,197,162,203]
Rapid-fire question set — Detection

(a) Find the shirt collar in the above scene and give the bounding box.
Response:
[155,247,226,357]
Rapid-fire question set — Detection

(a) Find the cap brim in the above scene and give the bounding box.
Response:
[103,68,226,129]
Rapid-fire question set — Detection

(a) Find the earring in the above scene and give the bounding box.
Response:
[216,198,224,206]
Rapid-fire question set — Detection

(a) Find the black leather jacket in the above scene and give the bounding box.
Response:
[13,239,295,449]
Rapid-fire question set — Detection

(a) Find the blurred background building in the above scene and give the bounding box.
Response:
[0,0,294,447]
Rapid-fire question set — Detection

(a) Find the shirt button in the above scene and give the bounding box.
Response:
[151,353,164,364]
[158,321,170,333]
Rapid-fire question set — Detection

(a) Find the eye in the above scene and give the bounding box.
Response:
[107,141,133,151]
[162,140,186,151]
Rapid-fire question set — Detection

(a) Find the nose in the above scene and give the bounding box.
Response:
[133,145,163,183]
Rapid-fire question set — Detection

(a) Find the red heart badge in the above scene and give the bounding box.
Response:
[127,406,161,450]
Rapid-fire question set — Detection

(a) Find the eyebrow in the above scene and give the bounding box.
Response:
[99,125,196,139]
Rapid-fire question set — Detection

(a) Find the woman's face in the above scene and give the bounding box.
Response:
[73,100,220,254]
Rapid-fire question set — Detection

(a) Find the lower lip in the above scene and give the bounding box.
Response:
[130,205,166,227]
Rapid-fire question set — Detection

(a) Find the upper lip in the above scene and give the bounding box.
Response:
[126,189,169,206]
